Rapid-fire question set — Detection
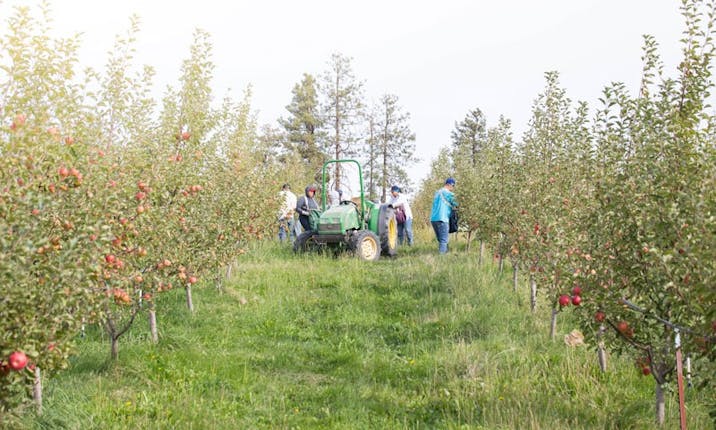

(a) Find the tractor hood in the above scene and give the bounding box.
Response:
[317,205,361,235]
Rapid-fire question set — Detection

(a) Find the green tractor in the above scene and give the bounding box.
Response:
[293,159,398,261]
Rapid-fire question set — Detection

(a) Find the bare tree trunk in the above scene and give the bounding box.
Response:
[185,285,194,313]
[224,262,233,288]
[111,336,119,360]
[149,308,158,343]
[478,241,484,266]
[597,325,608,372]
[498,255,504,274]
[655,383,665,426]
[512,262,519,292]
[529,274,537,313]
[33,366,42,415]
[466,231,473,251]
[549,308,558,339]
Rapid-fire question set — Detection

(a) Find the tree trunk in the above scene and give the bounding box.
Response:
[111,336,119,360]
[529,274,537,313]
[478,241,484,266]
[185,284,194,313]
[33,366,42,415]
[222,262,233,290]
[512,262,519,292]
[549,308,558,339]
[466,231,473,251]
[149,308,158,343]
[498,255,504,274]
[655,383,665,426]
[597,325,608,372]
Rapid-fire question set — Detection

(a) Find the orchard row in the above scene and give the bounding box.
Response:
[414,2,716,425]
[0,8,278,415]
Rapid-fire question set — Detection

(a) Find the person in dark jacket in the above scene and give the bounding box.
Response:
[296,185,319,231]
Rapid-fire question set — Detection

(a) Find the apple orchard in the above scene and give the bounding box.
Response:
[1,0,716,427]
[410,0,715,424]
[0,9,277,414]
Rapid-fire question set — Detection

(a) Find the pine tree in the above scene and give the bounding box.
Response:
[278,73,324,172]
[376,94,417,202]
[451,108,488,167]
[363,105,380,201]
[319,53,364,190]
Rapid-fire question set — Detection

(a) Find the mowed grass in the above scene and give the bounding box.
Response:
[21,235,713,429]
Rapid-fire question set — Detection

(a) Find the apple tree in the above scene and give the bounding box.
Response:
[572,3,716,424]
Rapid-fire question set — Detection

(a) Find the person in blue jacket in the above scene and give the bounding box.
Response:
[430,177,457,254]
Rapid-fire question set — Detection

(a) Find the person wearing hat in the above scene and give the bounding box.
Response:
[296,185,319,232]
[278,183,298,242]
[430,177,458,254]
[389,185,413,246]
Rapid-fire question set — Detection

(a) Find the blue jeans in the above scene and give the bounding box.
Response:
[431,220,449,254]
[398,218,414,246]
[278,217,297,242]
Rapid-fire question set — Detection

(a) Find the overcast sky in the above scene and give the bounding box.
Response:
[3,0,687,186]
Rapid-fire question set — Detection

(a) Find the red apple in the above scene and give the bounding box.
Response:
[8,351,28,371]
[558,294,570,307]
[188,276,198,285]
[571,286,582,296]
[594,311,606,323]
[105,254,116,264]
[571,295,582,306]
[181,131,191,141]
[14,113,27,126]
[642,366,651,376]
[617,320,629,333]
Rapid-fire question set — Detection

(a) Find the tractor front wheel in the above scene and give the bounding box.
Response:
[378,205,398,257]
[351,230,381,261]
[294,230,318,253]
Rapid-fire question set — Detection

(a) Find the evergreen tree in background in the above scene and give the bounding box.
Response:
[320,53,364,191]
[363,104,381,201]
[278,73,324,174]
[376,93,417,202]
[451,108,487,167]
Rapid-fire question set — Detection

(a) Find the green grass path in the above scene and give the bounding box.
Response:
[22,241,712,429]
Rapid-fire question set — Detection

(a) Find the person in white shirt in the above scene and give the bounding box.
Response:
[327,186,343,208]
[278,183,298,242]
[389,185,414,246]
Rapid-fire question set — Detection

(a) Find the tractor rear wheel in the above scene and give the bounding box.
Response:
[351,230,380,261]
[378,205,398,257]
[293,230,318,253]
